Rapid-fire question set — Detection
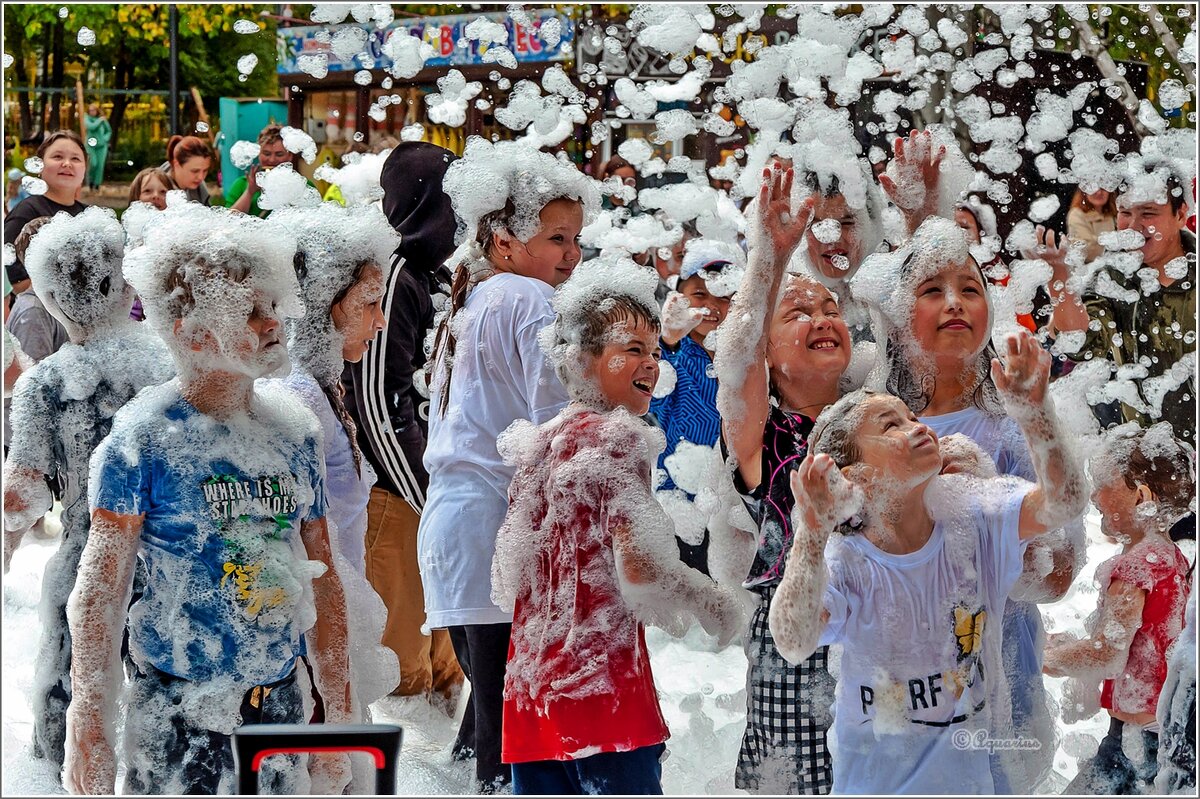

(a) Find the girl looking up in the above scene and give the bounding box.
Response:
[769,329,1087,794]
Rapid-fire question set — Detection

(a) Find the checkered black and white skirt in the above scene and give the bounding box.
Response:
[735,582,835,795]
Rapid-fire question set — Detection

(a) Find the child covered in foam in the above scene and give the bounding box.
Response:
[269,203,402,792]
[64,203,352,796]
[1045,423,1194,794]
[491,257,745,795]
[768,328,1087,794]
[1,206,173,773]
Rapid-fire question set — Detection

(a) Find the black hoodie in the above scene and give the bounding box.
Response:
[341,142,458,510]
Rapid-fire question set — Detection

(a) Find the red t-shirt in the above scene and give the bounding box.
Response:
[498,409,670,764]
[1097,537,1191,715]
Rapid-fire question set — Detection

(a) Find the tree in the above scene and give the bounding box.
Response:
[4,4,280,146]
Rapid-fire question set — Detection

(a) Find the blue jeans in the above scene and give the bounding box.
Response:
[512,743,666,795]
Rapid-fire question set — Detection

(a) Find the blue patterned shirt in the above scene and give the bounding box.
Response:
[649,335,721,496]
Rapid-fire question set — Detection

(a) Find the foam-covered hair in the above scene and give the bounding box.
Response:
[124,202,302,370]
[443,136,601,248]
[541,255,661,401]
[25,205,133,337]
[271,203,400,385]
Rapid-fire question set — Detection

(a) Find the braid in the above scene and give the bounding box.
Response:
[321,380,363,477]
[431,203,513,417]
[431,262,476,417]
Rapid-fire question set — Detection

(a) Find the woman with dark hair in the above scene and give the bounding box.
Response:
[3,131,89,295]
[1066,186,1118,262]
[159,135,214,206]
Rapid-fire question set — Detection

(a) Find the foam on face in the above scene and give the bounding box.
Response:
[270,204,399,386]
[123,203,303,379]
[541,255,660,405]
[24,206,132,341]
[312,150,392,206]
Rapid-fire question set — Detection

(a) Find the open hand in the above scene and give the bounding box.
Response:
[788,453,861,539]
[991,329,1051,409]
[1021,225,1072,283]
[756,163,813,265]
[879,130,946,216]
[660,292,707,346]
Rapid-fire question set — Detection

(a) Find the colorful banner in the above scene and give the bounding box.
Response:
[277,10,574,75]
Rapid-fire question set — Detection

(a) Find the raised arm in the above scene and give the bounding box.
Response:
[1043,579,1144,678]
[1026,226,1092,336]
[878,129,946,237]
[991,329,1088,539]
[65,508,142,795]
[769,454,855,664]
[715,165,813,490]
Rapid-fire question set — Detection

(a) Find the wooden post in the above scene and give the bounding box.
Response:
[75,79,87,143]
[190,87,213,141]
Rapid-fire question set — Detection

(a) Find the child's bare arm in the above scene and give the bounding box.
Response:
[769,455,848,665]
[716,166,813,491]
[612,516,746,646]
[300,516,353,794]
[65,508,142,796]
[1043,579,1145,678]
[990,330,1088,538]
[300,517,352,722]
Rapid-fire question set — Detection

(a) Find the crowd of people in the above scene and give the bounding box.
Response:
[1,31,1197,799]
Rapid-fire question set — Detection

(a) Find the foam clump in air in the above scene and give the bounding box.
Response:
[280,126,318,164]
[123,203,303,379]
[382,31,435,79]
[312,150,392,206]
[629,3,715,56]
[442,136,601,246]
[426,69,483,127]
[270,204,399,385]
[257,163,321,211]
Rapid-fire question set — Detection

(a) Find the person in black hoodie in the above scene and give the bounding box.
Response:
[341,142,465,708]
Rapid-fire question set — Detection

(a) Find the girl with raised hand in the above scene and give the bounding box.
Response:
[1045,424,1193,795]
[769,329,1087,794]
[849,216,1084,791]
[418,137,599,794]
[713,163,852,794]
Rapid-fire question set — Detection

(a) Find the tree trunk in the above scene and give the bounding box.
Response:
[49,18,65,132]
[109,48,133,152]
[1145,8,1195,86]
[13,37,34,140]
[37,25,52,137]
[1069,15,1152,139]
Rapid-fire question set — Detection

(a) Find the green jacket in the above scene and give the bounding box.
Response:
[84,114,112,148]
[1069,229,1196,442]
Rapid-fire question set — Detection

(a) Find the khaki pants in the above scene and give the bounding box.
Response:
[364,487,463,698]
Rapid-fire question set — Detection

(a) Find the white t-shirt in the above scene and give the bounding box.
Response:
[419,272,570,628]
[818,476,1032,795]
[920,406,1033,480]
[279,369,375,576]
[921,406,1065,793]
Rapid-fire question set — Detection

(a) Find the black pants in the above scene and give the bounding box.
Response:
[123,663,302,795]
[448,622,513,794]
[677,528,711,577]
[1065,717,1159,795]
